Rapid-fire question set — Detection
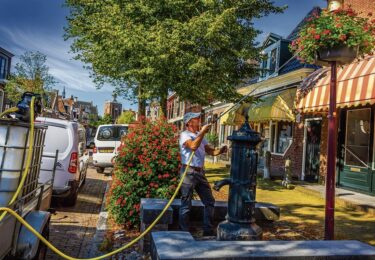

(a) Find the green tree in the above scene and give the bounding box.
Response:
[117,110,135,124]
[5,51,56,103]
[65,0,284,115]
[89,114,113,128]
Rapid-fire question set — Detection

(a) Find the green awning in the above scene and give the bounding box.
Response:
[247,88,296,122]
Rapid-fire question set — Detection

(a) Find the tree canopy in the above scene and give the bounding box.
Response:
[65,0,284,113]
[89,114,113,128]
[5,51,56,103]
[117,110,136,124]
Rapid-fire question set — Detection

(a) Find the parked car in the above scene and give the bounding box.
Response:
[93,124,128,173]
[37,117,89,206]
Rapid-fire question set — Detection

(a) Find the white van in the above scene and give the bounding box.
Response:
[93,124,128,173]
[37,117,89,206]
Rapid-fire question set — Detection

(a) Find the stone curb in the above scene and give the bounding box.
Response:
[85,180,111,258]
[86,177,144,260]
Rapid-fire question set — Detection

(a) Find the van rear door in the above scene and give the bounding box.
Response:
[39,123,72,188]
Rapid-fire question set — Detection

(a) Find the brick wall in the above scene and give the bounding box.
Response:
[270,122,305,179]
[344,0,375,16]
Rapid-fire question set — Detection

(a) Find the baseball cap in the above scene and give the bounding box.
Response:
[183,112,201,124]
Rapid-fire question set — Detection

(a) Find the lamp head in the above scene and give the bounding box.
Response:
[327,0,343,11]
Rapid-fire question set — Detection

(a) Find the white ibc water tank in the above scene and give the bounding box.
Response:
[0,123,29,207]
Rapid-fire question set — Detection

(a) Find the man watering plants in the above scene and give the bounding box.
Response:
[179,112,228,236]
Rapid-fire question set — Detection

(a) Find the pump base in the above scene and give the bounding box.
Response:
[217,220,262,241]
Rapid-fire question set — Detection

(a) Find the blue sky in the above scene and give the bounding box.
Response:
[0,0,326,115]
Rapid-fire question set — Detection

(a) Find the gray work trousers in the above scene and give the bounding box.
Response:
[179,167,215,233]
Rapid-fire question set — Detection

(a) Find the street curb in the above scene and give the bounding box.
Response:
[86,180,111,258]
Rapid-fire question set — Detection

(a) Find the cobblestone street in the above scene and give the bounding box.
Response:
[46,167,110,259]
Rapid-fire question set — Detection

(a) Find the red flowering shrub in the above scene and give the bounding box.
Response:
[290,8,375,64]
[107,117,180,227]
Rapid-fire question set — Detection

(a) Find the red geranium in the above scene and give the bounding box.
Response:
[290,7,375,64]
[107,117,180,227]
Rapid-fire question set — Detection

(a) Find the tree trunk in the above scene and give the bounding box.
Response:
[159,88,168,118]
[137,85,146,118]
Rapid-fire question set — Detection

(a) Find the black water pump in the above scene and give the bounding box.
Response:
[213,117,263,240]
[15,92,42,122]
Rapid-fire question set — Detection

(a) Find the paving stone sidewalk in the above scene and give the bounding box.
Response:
[46,167,110,259]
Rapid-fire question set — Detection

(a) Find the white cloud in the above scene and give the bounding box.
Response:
[0,25,112,92]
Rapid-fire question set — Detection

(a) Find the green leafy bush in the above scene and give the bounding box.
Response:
[107,117,180,227]
[206,132,219,148]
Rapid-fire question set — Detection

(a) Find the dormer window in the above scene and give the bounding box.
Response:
[259,47,279,80]
[258,33,293,81]
[269,49,277,74]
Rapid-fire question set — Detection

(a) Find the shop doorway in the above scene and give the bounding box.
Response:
[304,119,322,182]
[338,108,374,195]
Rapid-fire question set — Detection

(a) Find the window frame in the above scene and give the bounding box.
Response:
[270,121,294,156]
[344,108,371,168]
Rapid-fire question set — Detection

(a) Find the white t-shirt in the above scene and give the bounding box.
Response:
[179,130,208,168]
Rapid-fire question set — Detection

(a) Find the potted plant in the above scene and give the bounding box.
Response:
[290,8,375,66]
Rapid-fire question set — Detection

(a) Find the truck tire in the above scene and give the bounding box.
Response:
[96,167,105,174]
[32,223,49,260]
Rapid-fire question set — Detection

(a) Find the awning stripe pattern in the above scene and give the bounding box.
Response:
[297,56,375,112]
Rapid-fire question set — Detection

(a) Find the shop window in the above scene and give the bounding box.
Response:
[269,122,293,154]
[345,108,371,167]
[276,122,293,153]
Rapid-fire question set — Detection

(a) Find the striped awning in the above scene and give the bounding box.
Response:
[297,56,375,112]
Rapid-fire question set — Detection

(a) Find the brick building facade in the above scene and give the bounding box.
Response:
[296,0,375,195]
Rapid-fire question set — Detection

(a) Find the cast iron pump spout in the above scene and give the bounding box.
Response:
[217,117,263,241]
[213,178,231,191]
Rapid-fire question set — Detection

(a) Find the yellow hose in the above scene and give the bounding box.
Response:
[0,147,195,259]
[0,107,19,118]
[0,97,35,222]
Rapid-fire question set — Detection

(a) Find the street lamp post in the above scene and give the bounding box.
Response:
[324,0,343,241]
[325,61,337,240]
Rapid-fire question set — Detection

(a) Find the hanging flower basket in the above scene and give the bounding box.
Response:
[290,8,375,66]
[315,45,358,66]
